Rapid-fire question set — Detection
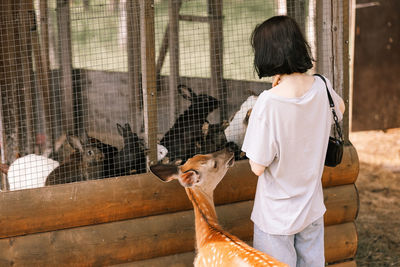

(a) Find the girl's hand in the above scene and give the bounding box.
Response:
[272,75,281,87]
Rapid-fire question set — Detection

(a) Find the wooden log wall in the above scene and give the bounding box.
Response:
[0,144,359,266]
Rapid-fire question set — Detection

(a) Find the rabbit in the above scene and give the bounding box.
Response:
[194,120,229,155]
[160,84,220,163]
[113,123,147,176]
[156,144,168,162]
[224,94,258,159]
[45,134,105,186]
[5,154,60,190]
[85,133,119,179]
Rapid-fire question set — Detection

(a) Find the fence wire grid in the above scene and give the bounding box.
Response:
[0,0,346,191]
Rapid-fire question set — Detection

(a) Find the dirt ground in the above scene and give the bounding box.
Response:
[349,128,400,267]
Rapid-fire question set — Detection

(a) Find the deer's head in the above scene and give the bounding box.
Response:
[150,148,235,192]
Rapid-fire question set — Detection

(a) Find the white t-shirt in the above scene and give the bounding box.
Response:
[242,75,343,235]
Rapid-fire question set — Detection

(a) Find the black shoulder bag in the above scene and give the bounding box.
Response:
[314,74,344,167]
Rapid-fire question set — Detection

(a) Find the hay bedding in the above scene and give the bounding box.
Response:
[350,128,400,266]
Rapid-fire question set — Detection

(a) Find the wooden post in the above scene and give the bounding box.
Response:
[0,0,20,166]
[140,0,158,165]
[12,1,35,155]
[31,2,55,154]
[341,0,350,141]
[349,0,356,132]
[56,0,75,136]
[316,0,334,81]
[208,0,226,120]
[287,0,307,34]
[127,0,142,133]
[168,0,182,127]
[0,95,5,190]
[316,0,350,142]
[39,0,56,153]
[155,23,170,77]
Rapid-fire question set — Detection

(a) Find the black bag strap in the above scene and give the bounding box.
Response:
[314,74,343,142]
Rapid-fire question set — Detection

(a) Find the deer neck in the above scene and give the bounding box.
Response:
[185,187,220,248]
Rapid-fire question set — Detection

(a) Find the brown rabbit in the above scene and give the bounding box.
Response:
[45,135,104,186]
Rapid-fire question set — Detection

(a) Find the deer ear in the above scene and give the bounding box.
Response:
[179,170,200,188]
[150,164,179,182]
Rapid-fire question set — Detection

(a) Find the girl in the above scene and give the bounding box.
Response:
[242,16,345,267]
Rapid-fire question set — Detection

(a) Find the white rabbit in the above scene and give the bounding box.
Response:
[7,154,59,191]
[224,95,258,147]
[157,144,168,161]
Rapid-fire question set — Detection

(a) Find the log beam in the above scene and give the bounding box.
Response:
[0,202,357,266]
[0,144,358,238]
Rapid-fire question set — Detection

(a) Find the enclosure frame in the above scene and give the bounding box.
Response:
[0,0,357,266]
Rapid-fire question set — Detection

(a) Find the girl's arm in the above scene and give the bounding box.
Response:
[338,97,345,114]
[249,159,266,176]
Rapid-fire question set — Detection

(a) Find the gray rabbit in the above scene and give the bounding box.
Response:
[45,135,105,185]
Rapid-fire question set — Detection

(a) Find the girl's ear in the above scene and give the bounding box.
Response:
[150,164,180,182]
[177,84,194,101]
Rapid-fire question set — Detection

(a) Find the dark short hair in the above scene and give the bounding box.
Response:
[251,16,313,78]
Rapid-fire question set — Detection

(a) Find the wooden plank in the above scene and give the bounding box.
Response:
[140,0,158,165]
[14,1,35,155]
[179,15,209,23]
[328,260,357,267]
[56,0,74,135]
[113,251,196,267]
[0,0,20,166]
[116,252,358,267]
[331,0,350,140]
[0,201,254,266]
[155,23,169,76]
[0,145,359,238]
[0,160,255,238]
[39,0,56,155]
[0,202,357,266]
[208,0,226,120]
[340,0,350,140]
[31,1,54,153]
[116,253,358,267]
[287,0,306,34]
[316,0,334,83]
[325,222,358,264]
[126,0,142,133]
[316,0,350,141]
[168,0,182,127]
[322,143,359,187]
[324,184,359,226]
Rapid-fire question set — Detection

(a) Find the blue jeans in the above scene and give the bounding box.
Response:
[253,217,325,267]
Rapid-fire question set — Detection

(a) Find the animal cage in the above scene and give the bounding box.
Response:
[0,0,358,266]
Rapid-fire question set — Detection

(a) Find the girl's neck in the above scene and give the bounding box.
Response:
[270,73,315,98]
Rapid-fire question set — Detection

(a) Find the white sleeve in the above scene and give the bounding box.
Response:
[241,111,277,167]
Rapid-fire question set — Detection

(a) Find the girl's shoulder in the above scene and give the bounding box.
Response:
[251,90,275,117]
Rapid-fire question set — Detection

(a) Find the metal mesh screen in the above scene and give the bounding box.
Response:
[0,0,345,191]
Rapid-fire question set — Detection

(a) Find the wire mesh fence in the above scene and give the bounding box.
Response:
[0,0,346,191]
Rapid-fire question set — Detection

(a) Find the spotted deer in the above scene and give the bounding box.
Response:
[150,148,288,267]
